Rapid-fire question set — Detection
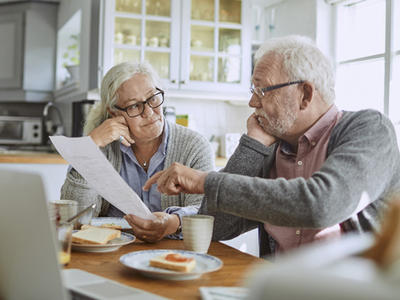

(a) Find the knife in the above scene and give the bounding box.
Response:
[62,203,96,225]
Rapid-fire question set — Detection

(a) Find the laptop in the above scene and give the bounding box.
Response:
[0,169,167,300]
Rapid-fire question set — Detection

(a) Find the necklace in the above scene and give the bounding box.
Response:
[135,155,148,169]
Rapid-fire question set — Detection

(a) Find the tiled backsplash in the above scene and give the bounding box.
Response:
[167,98,252,141]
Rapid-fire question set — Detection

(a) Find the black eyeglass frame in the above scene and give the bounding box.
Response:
[250,80,305,97]
[114,87,165,118]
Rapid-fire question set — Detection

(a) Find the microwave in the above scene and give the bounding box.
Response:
[0,116,43,145]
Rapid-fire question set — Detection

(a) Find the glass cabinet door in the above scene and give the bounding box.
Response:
[190,24,214,82]
[110,0,173,81]
[144,19,171,79]
[186,0,243,86]
[113,17,141,64]
[102,0,249,94]
[218,28,241,83]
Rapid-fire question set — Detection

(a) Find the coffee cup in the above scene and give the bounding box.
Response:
[48,200,78,224]
[182,215,214,254]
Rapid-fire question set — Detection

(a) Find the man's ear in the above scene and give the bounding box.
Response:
[299,81,314,110]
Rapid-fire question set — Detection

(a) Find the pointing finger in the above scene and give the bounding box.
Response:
[143,171,165,191]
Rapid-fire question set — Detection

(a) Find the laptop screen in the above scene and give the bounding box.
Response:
[0,169,69,300]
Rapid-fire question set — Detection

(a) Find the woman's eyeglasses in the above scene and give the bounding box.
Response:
[114,88,164,118]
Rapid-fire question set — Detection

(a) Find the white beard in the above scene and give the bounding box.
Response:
[255,106,297,136]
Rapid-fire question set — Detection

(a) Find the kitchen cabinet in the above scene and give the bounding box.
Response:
[0,2,58,102]
[54,0,100,102]
[101,0,251,100]
[0,12,23,89]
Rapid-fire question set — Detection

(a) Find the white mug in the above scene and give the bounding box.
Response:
[182,215,214,254]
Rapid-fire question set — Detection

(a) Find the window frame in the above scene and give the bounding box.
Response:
[333,0,398,116]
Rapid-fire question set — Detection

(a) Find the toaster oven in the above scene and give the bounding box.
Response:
[0,116,43,145]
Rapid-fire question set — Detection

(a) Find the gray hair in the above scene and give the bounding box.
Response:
[254,35,335,104]
[84,61,161,135]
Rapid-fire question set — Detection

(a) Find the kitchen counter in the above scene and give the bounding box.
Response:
[0,151,67,164]
[0,151,228,167]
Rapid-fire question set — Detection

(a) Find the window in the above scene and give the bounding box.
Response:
[389,1,400,122]
[334,0,399,123]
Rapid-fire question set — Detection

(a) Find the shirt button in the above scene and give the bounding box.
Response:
[297,161,303,166]
[296,229,301,235]
[311,141,316,146]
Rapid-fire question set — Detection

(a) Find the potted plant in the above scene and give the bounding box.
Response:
[62,34,80,81]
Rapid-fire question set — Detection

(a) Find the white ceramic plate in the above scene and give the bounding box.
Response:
[119,249,223,280]
[71,231,135,253]
[90,217,131,229]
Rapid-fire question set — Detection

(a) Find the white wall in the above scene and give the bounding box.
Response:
[167,98,252,143]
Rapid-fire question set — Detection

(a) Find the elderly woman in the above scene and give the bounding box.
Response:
[61,61,214,242]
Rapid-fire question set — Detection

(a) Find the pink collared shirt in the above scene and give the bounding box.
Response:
[264,105,343,253]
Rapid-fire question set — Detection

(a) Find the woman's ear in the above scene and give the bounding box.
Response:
[300,81,314,110]
[107,107,116,118]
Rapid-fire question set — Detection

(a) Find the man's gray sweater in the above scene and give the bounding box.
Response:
[199,109,400,256]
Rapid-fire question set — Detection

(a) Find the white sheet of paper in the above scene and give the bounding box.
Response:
[50,136,155,220]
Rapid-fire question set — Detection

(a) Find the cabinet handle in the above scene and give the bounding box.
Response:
[179,80,186,84]
[171,79,176,83]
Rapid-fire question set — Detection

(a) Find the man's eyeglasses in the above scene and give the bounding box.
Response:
[114,88,164,118]
[250,80,304,98]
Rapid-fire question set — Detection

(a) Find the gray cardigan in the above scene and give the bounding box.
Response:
[199,109,400,257]
[61,121,214,217]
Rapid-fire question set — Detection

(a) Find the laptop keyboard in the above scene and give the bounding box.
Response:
[72,281,144,298]
[63,269,169,300]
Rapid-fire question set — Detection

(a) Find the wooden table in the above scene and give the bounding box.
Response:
[66,239,264,299]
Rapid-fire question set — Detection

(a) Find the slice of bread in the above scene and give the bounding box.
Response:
[101,223,123,230]
[149,252,196,272]
[72,227,121,245]
[81,224,123,230]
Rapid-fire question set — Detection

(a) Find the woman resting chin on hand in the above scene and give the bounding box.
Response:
[60,61,214,242]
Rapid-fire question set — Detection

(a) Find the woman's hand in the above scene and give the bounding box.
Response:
[88,116,135,147]
[143,162,208,195]
[124,212,180,243]
[247,113,277,147]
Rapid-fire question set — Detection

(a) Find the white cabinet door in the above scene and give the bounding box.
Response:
[102,0,180,90]
[0,12,23,89]
[179,0,251,93]
[101,0,251,96]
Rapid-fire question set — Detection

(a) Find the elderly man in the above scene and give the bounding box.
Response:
[144,35,400,256]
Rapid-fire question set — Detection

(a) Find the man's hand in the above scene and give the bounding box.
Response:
[143,162,208,195]
[124,212,180,243]
[89,116,135,147]
[247,113,277,147]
